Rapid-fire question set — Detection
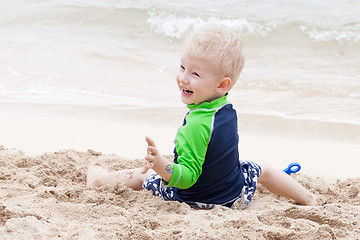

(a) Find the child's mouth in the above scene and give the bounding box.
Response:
[183,88,193,95]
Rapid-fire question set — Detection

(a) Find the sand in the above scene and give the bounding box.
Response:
[1,104,359,239]
[1,146,359,240]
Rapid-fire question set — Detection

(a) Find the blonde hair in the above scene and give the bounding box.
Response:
[184,25,245,88]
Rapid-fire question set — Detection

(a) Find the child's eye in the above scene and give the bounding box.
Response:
[193,72,200,77]
[180,65,185,70]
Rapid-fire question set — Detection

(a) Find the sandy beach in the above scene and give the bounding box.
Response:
[1,0,360,239]
[1,106,360,239]
[1,144,359,239]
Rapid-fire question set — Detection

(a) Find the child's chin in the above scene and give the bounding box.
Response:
[181,97,193,105]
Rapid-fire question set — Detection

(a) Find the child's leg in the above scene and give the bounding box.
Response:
[255,160,323,206]
[86,166,155,191]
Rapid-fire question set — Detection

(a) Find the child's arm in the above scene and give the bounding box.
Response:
[142,136,174,183]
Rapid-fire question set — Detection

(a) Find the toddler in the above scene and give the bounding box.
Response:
[87,25,322,208]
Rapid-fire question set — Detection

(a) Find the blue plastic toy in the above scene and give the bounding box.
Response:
[283,162,301,175]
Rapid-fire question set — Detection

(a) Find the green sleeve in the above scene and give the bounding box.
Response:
[166,110,213,189]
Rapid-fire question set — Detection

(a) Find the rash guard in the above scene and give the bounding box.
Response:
[166,94,245,205]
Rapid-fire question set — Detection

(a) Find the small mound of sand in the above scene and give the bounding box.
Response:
[0,147,359,239]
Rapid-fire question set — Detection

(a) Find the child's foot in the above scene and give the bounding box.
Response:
[86,166,109,188]
[305,194,326,206]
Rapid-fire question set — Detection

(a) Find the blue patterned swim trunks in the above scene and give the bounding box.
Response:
[142,160,262,209]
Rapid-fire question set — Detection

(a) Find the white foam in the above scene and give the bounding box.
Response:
[300,25,360,45]
[147,11,275,39]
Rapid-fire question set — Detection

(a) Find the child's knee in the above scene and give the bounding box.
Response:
[125,168,154,190]
[252,159,271,183]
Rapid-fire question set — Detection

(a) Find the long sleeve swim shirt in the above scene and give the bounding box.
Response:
[166,94,245,205]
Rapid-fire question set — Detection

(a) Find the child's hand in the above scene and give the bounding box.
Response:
[142,136,173,182]
[141,136,159,174]
[141,160,152,174]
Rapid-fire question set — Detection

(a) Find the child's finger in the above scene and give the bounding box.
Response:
[141,166,147,174]
[145,154,156,162]
[147,146,159,156]
[141,159,154,174]
[143,159,150,166]
[141,164,150,174]
[145,136,157,148]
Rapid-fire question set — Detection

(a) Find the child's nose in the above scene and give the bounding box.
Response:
[178,72,189,84]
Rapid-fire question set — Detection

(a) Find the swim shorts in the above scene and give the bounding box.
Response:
[142,160,262,209]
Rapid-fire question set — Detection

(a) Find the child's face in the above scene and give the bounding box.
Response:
[176,52,223,105]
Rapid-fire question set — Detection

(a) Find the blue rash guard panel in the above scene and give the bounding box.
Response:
[167,94,245,205]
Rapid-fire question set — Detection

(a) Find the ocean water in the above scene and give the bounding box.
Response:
[1,0,360,126]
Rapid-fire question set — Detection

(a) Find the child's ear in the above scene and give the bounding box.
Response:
[216,77,231,93]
